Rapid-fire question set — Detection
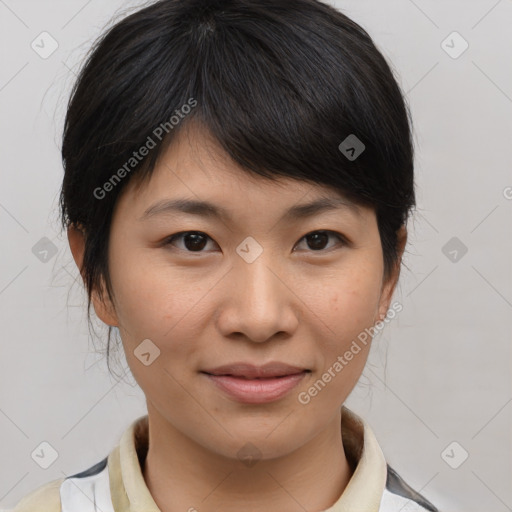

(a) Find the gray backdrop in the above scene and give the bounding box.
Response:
[1,0,511,510]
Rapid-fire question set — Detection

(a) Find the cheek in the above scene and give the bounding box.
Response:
[323,267,382,341]
[107,251,211,360]
[110,261,208,395]
[301,272,381,410]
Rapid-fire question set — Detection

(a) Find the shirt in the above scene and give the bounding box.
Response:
[12,406,439,512]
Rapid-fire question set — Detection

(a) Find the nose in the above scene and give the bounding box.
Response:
[216,253,299,343]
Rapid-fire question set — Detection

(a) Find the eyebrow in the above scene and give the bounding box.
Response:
[139,196,363,223]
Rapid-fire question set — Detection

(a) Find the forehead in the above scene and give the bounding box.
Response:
[139,122,306,192]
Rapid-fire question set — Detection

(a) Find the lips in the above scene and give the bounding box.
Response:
[202,369,310,404]
[204,374,300,380]
[201,362,309,379]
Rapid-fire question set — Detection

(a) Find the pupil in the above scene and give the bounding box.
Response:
[185,232,207,251]
[308,232,328,250]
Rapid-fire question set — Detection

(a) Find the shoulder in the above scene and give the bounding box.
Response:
[380,464,440,512]
[12,456,112,512]
[12,477,64,512]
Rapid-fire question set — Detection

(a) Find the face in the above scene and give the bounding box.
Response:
[69,123,405,461]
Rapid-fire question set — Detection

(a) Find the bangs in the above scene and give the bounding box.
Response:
[66,0,408,210]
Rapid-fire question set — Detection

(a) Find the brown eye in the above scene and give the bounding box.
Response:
[295,230,346,252]
[164,231,216,252]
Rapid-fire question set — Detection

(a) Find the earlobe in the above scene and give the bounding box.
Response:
[91,286,119,328]
[67,224,86,281]
[376,225,407,323]
[67,224,119,327]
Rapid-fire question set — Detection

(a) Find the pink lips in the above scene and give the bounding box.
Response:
[201,362,310,404]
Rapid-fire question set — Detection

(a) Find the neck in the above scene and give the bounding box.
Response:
[142,406,354,512]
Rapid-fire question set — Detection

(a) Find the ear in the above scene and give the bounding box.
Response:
[375,225,407,323]
[67,224,119,327]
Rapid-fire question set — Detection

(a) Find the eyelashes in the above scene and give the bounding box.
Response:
[163,230,348,254]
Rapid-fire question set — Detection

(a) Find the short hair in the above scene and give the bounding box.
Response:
[60,0,415,371]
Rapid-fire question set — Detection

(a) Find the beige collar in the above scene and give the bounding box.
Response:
[108,406,387,511]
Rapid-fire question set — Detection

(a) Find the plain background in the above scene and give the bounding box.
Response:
[0,0,511,510]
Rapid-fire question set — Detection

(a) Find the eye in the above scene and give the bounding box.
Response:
[163,229,347,254]
[163,231,218,253]
[293,230,347,252]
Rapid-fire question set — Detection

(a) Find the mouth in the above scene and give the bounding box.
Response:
[200,370,311,404]
[200,362,311,380]
[201,371,309,379]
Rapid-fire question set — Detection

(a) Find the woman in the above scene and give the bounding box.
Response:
[14,0,440,510]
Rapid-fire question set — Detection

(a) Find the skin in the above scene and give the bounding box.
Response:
[68,122,406,512]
